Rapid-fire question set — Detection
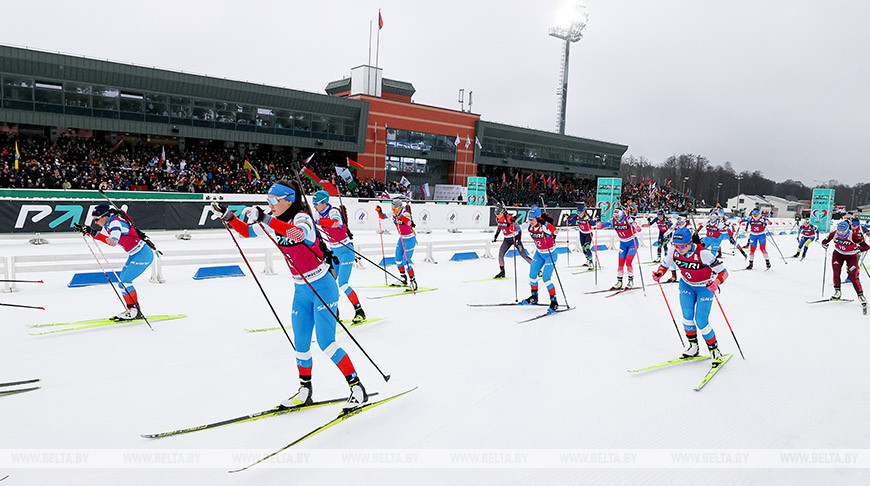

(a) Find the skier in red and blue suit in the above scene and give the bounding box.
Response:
[80,203,155,321]
[492,204,533,279]
[740,208,771,270]
[793,220,819,260]
[653,227,729,366]
[312,190,366,323]
[376,198,418,290]
[214,180,367,412]
[611,208,641,290]
[702,211,730,258]
[821,220,869,306]
[519,206,561,311]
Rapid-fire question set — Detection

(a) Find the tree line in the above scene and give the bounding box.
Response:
[620,154,870,211]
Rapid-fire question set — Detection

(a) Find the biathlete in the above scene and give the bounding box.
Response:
[611,208,642,290]
[312,190,366,323]
[702,211,731,258]
[75,203,154,321]
[648,211,672,263]
[376,198,417,290]
[821,220,869,310]
[519,206,561,311]
[214,180,367,411]
[566,203,595,267]
[793,220,819,260]
[653,227,729,365]
[492,205,533,279]
[741,208,771,270]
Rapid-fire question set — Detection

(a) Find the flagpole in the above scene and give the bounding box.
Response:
[368,20,373,65]
[376,9,381,68]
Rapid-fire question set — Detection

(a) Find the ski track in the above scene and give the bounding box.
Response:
[1,229,868,484]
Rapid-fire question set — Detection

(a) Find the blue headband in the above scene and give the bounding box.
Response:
[268,183,296,201]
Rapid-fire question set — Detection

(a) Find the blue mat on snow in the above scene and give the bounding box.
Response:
[193,265,245,280]
[450,252,479,261]
[68,272,119,288]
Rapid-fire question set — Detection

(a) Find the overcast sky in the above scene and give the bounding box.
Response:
[2,0,867,185]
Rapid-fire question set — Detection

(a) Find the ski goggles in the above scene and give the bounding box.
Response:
[673,242,692,250]
[267,183,295,205]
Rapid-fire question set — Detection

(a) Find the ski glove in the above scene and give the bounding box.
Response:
[706,281,719,293]
[244,206,266,224]
[652,266,666,283]
[211,202,235,222]
[73,222,97,236]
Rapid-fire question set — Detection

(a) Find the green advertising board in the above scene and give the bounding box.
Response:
[810,188,835,232]
[466,176,487,206]
[596,178,622,222]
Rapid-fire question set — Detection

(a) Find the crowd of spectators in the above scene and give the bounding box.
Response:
[0,134,395,197]
[479,166,694,212]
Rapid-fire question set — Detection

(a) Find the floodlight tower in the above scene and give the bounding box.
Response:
[549,0,589,135]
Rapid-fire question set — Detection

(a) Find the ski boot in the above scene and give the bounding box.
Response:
[626,276,635,289]
[409,276,418,291]
[682,339,700,358]
[710,347,725,368]
[548,294,559,313]
[832,287,842,300]
[521,290,539,305]
[665,271,678,283]
[113,306,144,321]
[585,258,594,267]
[279,381,313,409]
[352,305,366,323]
[792,251,801,258]
[859,294,867,315]
[494,267,506,279]
[800,252,807,261]
[392,274,408,287]
[745,261,754,270]
[610,277,623,290]
[343,378,369,412]
[765,259,772,270]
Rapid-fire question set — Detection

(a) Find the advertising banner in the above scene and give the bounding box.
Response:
[596,178,622,222]
[466,177,487,206]
[810,189,835,232]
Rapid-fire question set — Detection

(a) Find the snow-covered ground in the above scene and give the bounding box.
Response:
[2,228,869,485]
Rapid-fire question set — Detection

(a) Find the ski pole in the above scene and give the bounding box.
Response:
[513,238,519,303]
[257,222,391,382]
[81,233,153,331]
[821,246,828,297]
[713,292,745,360]
[566,217,571,267]
[593,223,600,286]
[376,209,388,286]
[656,281,684,346]
[220,220,295,351]
[631,235,646,296]
[766,230,788,264]
[393,221,415,295]
[545,245,569,308]
[0,279,43,284]
[648,218,654,261]
[0,302,45,310]
[326,234,405,283]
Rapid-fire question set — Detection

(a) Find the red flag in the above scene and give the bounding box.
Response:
[515,173,520,184]
[300,166,339,196]
[501,173,507,188]
[346,157,364,171]
[378,10,383,29]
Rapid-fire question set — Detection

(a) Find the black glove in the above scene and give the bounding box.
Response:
[822,242,829,250]
[492,236,498,243]
[73,222,97,236]
[211,202,234,221]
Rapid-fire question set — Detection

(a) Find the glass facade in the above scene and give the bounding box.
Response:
[479,136,621,171]
[0,74,359,143]
[385,155,428,173]
[386,128,456,153]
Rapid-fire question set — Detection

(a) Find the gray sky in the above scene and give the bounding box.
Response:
[3,0,868,185]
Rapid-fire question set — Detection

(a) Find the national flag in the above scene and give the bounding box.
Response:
[501,173,507,188]
[515,173,520,184]
[160,146,165,167]
[475,137,482,149]
[465,135,471,149]
[108,140,123,153]
[378,10,383,29]
[243,158,260,180]
[302,153,315,165]
[346,157,364,171]
[400,176,411,188]
[300,166,339,196]
[14,141,20,171]
[335,166,357,190]
[454,134,461,147]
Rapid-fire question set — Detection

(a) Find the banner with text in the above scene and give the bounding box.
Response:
[810,189,835,232]
[596,178,622,222]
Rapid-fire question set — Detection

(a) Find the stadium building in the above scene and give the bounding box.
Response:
[1,44,627,191]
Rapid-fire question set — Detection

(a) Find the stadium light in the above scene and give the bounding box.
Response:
[549,0,589,135]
